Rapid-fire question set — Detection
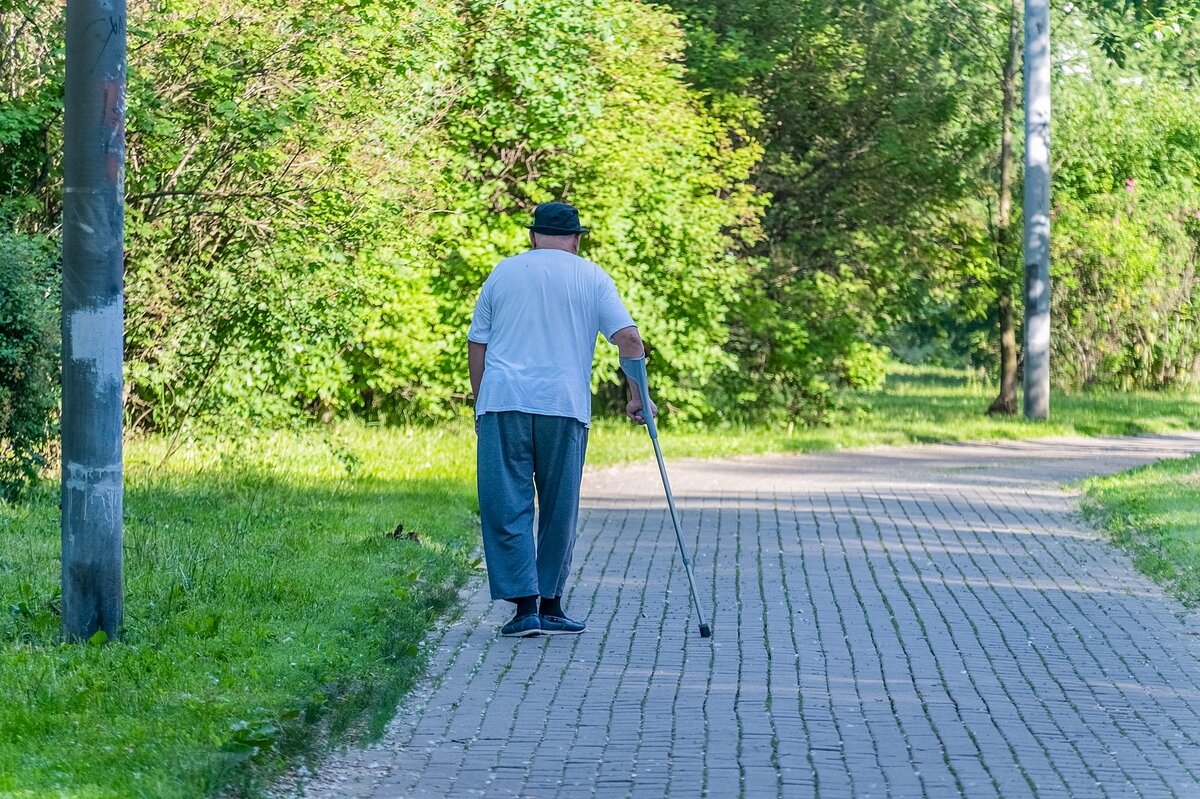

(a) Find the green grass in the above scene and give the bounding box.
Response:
[4,365,1200,798]
[1082,455,1200,606]
[1,427,479,799]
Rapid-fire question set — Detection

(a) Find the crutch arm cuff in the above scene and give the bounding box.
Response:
[619,355,658,438]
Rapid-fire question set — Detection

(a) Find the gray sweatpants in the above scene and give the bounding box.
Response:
[477,411,589,601]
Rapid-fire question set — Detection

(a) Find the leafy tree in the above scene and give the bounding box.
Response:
[0,0,62,227]
[667,0,998,416]
[5,0,1200,445]
[120,0,461,429]
[3,0,763,432]
[670,0,1200,408]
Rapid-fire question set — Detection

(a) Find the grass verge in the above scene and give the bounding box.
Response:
[3,366,1200,797]
[1082,454,1200,606]
[1,427,478,798]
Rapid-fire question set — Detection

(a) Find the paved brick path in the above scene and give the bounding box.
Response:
[285,434,1200,799]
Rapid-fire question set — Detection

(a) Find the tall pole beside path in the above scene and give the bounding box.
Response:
[61,0,126,641]
[1023,0,1051,420]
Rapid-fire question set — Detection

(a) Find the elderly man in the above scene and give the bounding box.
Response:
[468,201,652,638]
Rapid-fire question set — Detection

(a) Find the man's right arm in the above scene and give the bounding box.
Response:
[611,326,656,423]
[611,325,644,359]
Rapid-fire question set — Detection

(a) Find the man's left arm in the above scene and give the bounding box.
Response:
[467,279,491,432]
[469,341,487,406]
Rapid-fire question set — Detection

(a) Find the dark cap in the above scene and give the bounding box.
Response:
[527,202,590,235]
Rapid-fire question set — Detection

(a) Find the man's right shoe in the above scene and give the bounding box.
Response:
[501,613,542,638]
[538,614,586,635]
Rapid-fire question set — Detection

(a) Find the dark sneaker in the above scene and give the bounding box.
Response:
[501,613,541,638]
[539,614,586,635]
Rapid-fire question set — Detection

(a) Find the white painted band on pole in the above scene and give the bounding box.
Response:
[68,300,124,392]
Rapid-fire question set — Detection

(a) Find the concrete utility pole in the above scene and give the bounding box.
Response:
[61,0,126,641]
[1023,0,1051,420]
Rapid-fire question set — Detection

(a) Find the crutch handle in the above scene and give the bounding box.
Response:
[619,355,658,439]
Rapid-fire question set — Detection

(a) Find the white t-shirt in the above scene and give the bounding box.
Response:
[468,248,636,426]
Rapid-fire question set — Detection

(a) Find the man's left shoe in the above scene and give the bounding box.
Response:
[539,614,586,635]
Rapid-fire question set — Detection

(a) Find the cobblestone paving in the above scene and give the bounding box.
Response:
[284,434,1200,798]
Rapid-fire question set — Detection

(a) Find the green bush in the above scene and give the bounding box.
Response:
[1052,192,1200,389]
[1051,78,1200,390]
[0,233,58,499]
[119,0,456,430]
[112,0,762,427]
[6,0,1200,435]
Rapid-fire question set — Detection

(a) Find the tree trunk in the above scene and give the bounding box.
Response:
[989,285,1019,414]
[987,0,1021,416]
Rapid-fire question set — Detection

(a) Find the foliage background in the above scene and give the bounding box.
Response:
[2,0,1200,480]
[0,232,57,498]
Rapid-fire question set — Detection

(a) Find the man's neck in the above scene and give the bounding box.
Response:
[530,232,580,254]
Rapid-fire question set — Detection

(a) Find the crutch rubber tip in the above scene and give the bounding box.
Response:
[699,624,712,638]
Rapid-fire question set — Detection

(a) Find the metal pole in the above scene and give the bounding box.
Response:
[1023,0,1051,420]
[61,0,126,641]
